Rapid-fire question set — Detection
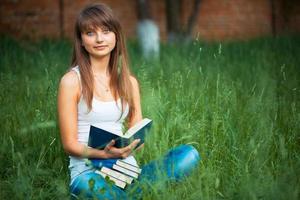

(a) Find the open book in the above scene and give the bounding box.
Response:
[88,118,152,150]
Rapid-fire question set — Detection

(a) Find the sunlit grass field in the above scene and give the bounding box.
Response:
[0,35,299,199]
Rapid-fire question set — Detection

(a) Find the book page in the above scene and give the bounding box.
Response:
[124,118,152,138]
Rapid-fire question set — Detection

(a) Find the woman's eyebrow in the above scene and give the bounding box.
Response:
[83,25,110,33]
[81,27,93,32]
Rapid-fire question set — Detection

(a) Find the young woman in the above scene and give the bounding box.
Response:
[57,3,200,199]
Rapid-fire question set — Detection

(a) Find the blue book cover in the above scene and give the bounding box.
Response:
[88,118,152,150]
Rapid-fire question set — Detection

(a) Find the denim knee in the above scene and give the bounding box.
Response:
[70,171,126,200]
[164,144,201,180]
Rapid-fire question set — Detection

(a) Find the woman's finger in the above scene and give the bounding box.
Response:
[121,139,139,153]
[128,139,141,151]
[104,140,115,151]
[135,143,144,152]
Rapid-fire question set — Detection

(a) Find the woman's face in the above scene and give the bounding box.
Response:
[81,26,116,58]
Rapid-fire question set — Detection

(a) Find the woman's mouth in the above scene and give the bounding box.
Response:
[94,45,107,50]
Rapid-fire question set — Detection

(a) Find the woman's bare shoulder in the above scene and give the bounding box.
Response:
[129,75,139,88]
[58,70,81,99]
[59,70,80,88]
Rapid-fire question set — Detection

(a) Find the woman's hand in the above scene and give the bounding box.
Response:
[104,139,143,159]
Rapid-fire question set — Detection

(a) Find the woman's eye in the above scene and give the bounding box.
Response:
[86,32,94,36]
[102,29,110,34]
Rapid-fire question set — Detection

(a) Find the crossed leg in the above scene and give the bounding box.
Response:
[70,144,200,199]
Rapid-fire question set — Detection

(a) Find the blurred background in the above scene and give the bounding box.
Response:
[0,1,300,200]
[1,0,299,41]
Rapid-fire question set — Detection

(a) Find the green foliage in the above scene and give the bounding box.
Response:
[0,35,300,199]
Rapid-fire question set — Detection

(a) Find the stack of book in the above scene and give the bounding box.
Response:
[95,159,142,189]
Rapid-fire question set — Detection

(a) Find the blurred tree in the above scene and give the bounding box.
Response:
[270,0,277,36]
[270,0,298,36]
[59,0,64,38]
[136,0,160,60]
[166,0,202,43]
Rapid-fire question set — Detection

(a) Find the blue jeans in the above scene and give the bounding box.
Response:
[70,144,200,199]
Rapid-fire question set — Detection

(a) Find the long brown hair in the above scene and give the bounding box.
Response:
[71,3,135,120]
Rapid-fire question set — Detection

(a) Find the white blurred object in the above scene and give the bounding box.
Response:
[137,19,160,60]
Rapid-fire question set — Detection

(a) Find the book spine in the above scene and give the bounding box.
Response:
[101,167,133,184]
[116,160,142,174]
[120,158,140,167]
[113,164,139,179]
[95,170,126,189]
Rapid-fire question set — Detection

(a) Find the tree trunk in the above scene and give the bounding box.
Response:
[166,0,182,42]
[136,0,160,59]
[270,0,276,36]
[185,0,201,40]
[137,0,151,20]
[166,0,202,43]
[59,0,64,38]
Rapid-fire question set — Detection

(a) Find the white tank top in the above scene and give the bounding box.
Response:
[69,66,137,183]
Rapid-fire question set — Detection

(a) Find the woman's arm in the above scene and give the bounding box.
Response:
[57,71,140,159]
[57,71,107,158]
[128,76,143,127]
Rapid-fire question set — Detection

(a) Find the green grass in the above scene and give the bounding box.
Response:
[0,35,299,199]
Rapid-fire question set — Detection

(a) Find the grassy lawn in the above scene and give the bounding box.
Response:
[0,35,299,199]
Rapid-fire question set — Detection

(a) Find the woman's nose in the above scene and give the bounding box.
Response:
[96,32,104,43]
